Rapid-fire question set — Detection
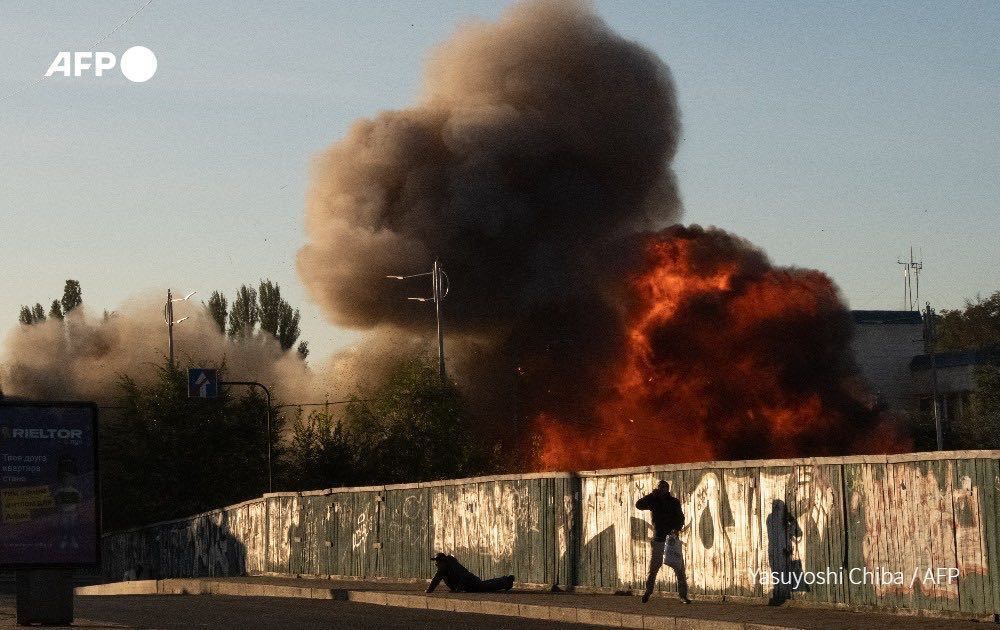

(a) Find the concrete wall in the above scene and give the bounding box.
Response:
[103,451,1000,617]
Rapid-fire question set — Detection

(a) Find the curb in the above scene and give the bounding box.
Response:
[76,580,804,630]
[75,579,346,600]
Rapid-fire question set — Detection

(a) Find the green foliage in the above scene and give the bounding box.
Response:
[101,360,284,530]
[227,285,259,337]
[935,291,1000,351]
[91,353,500,528]
[285,408,351,491]
[276,301,301,351]
[206,291,228,335]
[281,357,499,491]
[258,280,302,351]
[17,281,78,325]
[337,357,495,485]
[296,341,309,360]
[951,366,1000,449]
[61,279,82,315]
[18,305,33,325]
[217,281,303,353]
[258,280,282,338]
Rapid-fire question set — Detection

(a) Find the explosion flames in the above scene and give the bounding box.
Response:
[536,226,906,470]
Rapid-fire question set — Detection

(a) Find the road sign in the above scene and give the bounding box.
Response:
[187,368,219,398]
[0,401,100,568]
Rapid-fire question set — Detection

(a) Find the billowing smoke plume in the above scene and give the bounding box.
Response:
[299,0,680,333]
[0,295,313,405]
[299,0,680,420]
[300,0,905,467]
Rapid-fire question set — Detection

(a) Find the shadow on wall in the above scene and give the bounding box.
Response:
[580,525,619,589]
[107,509,248,582]
[766,499,803,606]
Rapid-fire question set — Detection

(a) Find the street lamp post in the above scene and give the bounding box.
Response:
[163,289,196,368]
[387,259,450,380]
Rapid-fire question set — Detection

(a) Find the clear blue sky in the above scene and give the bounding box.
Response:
[2,1,998,361]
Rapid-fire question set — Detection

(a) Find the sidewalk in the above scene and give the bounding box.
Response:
[76,576,995,630]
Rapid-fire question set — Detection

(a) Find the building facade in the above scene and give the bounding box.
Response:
[850,310,925,411]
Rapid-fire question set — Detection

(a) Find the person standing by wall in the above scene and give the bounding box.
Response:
[636,479,690,604]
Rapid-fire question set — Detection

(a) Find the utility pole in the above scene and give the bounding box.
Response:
[166,289,174,367]
[897,247,923,311]
[163,289,196,368]
[924,301,943,450]
[386,259,450,381]
[432,259,445,380]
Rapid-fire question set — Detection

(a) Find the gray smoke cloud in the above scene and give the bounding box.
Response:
[299,0,682,400]
[0,294,316,405]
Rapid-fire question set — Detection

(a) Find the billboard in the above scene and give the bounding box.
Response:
[0,402,99,567]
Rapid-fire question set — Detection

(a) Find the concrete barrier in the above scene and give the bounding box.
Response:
[101,450,1000,618]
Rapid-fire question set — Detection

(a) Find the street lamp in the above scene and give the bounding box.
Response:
[163,289,196,368]
[387,259,450,380]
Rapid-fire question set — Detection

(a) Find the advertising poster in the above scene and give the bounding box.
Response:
[0,402,98,567]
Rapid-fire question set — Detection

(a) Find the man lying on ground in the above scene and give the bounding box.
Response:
[426,552,515,593]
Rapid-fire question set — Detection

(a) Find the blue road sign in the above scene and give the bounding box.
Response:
[187,368,219,398]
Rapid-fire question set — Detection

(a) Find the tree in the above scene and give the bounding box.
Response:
[61,279,82,315]
[31,303,45,323]
[949,366,1000,449]
[207,291,228,335]
[101,359,286,530]
[935,291,1000,351]
[297,341,310,360]
[286,408,350,491]
[923,290,1000,451]
[16,282,76,325]
[258,280,281,338]
[337,357,495,485]
[258,280,302,351]
[227,285,258,337]
[214,280,306,351]
[276,302,301,351]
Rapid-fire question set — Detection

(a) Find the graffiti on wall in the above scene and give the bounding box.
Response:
[101,454,1000,616]
[431,483,527,561]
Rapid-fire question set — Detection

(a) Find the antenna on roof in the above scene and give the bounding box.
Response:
[897,246,923,311]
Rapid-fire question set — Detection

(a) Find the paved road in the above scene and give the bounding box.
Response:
[0,594,613,630]
[117,576,996,630]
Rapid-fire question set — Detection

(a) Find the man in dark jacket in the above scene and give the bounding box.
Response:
[426,553,514,593]
[636,480,690,604]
